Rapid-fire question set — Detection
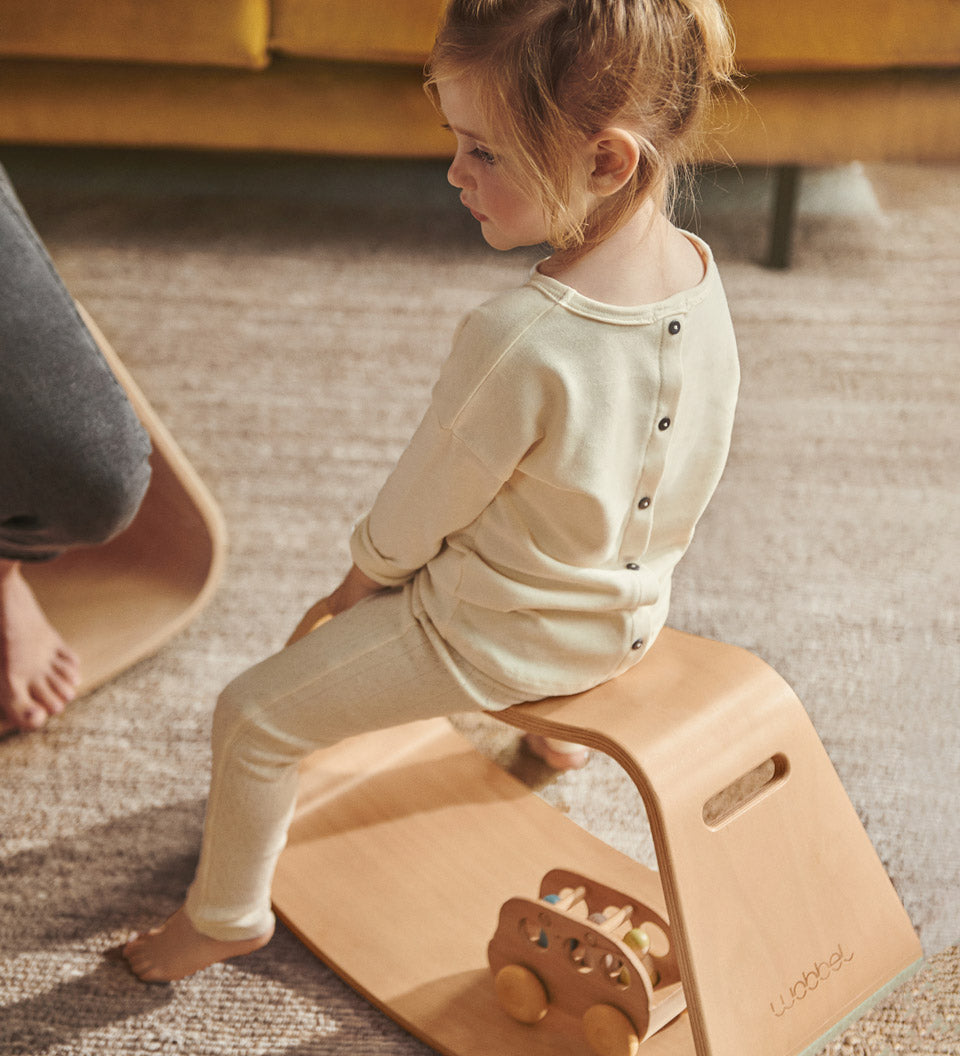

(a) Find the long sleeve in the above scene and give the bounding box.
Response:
[350,402,509,585]
[350,302,548,585]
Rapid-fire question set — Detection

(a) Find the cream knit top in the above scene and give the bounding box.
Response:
[351,234,739,698]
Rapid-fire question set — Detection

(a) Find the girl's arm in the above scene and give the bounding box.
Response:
[286,564,383,645]
[349,401,512,585]
[350,312,544,586]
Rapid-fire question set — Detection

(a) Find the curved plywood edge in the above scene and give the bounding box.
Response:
[4,306,227,734]
[494,629,790,769]
[493,628,802,856]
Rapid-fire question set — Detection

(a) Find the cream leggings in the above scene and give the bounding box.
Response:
[184,583,531,941]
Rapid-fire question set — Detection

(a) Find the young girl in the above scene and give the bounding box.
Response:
[124,0,740,982]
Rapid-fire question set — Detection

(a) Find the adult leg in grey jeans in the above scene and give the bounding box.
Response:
[0,164,152,732]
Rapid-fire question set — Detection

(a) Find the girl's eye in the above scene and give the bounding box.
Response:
[470,146,496,165]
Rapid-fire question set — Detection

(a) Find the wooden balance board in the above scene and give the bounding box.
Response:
[3,306,226,735]
[273,627,922,1056]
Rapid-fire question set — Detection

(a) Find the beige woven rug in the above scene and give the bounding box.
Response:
[0,147,957,1054]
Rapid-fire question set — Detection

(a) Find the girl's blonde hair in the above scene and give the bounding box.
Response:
[426,0,738,257]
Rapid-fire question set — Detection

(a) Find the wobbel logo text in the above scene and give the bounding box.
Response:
[770,945,855,1017]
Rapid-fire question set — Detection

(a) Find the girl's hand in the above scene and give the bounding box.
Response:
[285,565,384,646]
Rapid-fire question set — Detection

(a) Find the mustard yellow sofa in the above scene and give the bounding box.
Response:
[2,0,959,263]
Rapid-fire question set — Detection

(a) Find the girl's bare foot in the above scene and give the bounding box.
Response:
[0,559,81,732]
[123,906,274,982]
[523,733,590,770]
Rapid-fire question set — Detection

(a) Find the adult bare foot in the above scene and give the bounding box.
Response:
[123,906,274,982]
[0,559,81,732]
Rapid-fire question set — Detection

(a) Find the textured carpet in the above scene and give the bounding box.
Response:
[0,147,957,1055]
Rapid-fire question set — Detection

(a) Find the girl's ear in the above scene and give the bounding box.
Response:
[588,129,641,197]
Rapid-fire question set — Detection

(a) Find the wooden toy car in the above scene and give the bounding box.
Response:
[488,868,687,1056]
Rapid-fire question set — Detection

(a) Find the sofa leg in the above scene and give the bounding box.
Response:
[765,164,801,269]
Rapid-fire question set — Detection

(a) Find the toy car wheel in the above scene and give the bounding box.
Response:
[494,964,549,1024]
[582,1003,640,1056]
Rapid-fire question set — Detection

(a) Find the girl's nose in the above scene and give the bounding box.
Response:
[447,153,471,190]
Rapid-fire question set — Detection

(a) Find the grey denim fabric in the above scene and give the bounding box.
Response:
[0,165,151,562]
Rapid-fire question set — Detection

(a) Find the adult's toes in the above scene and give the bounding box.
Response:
[45,670,78,709]
[54,646,82,681]
[9,696,48,730]
[30,677,68,716]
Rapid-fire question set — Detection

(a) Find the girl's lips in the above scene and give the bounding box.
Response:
[461,197,487,223]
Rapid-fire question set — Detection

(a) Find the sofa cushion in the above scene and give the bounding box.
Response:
[271,0,445,63]
[0,0,270,69]
[726,0,960,71]
[0,57,453,156]
[273,0,960,72]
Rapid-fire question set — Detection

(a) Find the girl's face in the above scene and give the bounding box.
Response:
[438,76,551,251]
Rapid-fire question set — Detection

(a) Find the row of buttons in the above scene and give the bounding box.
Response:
[623,318,681,654]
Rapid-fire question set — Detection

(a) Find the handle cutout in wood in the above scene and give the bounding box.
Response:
[702,753,790,829]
